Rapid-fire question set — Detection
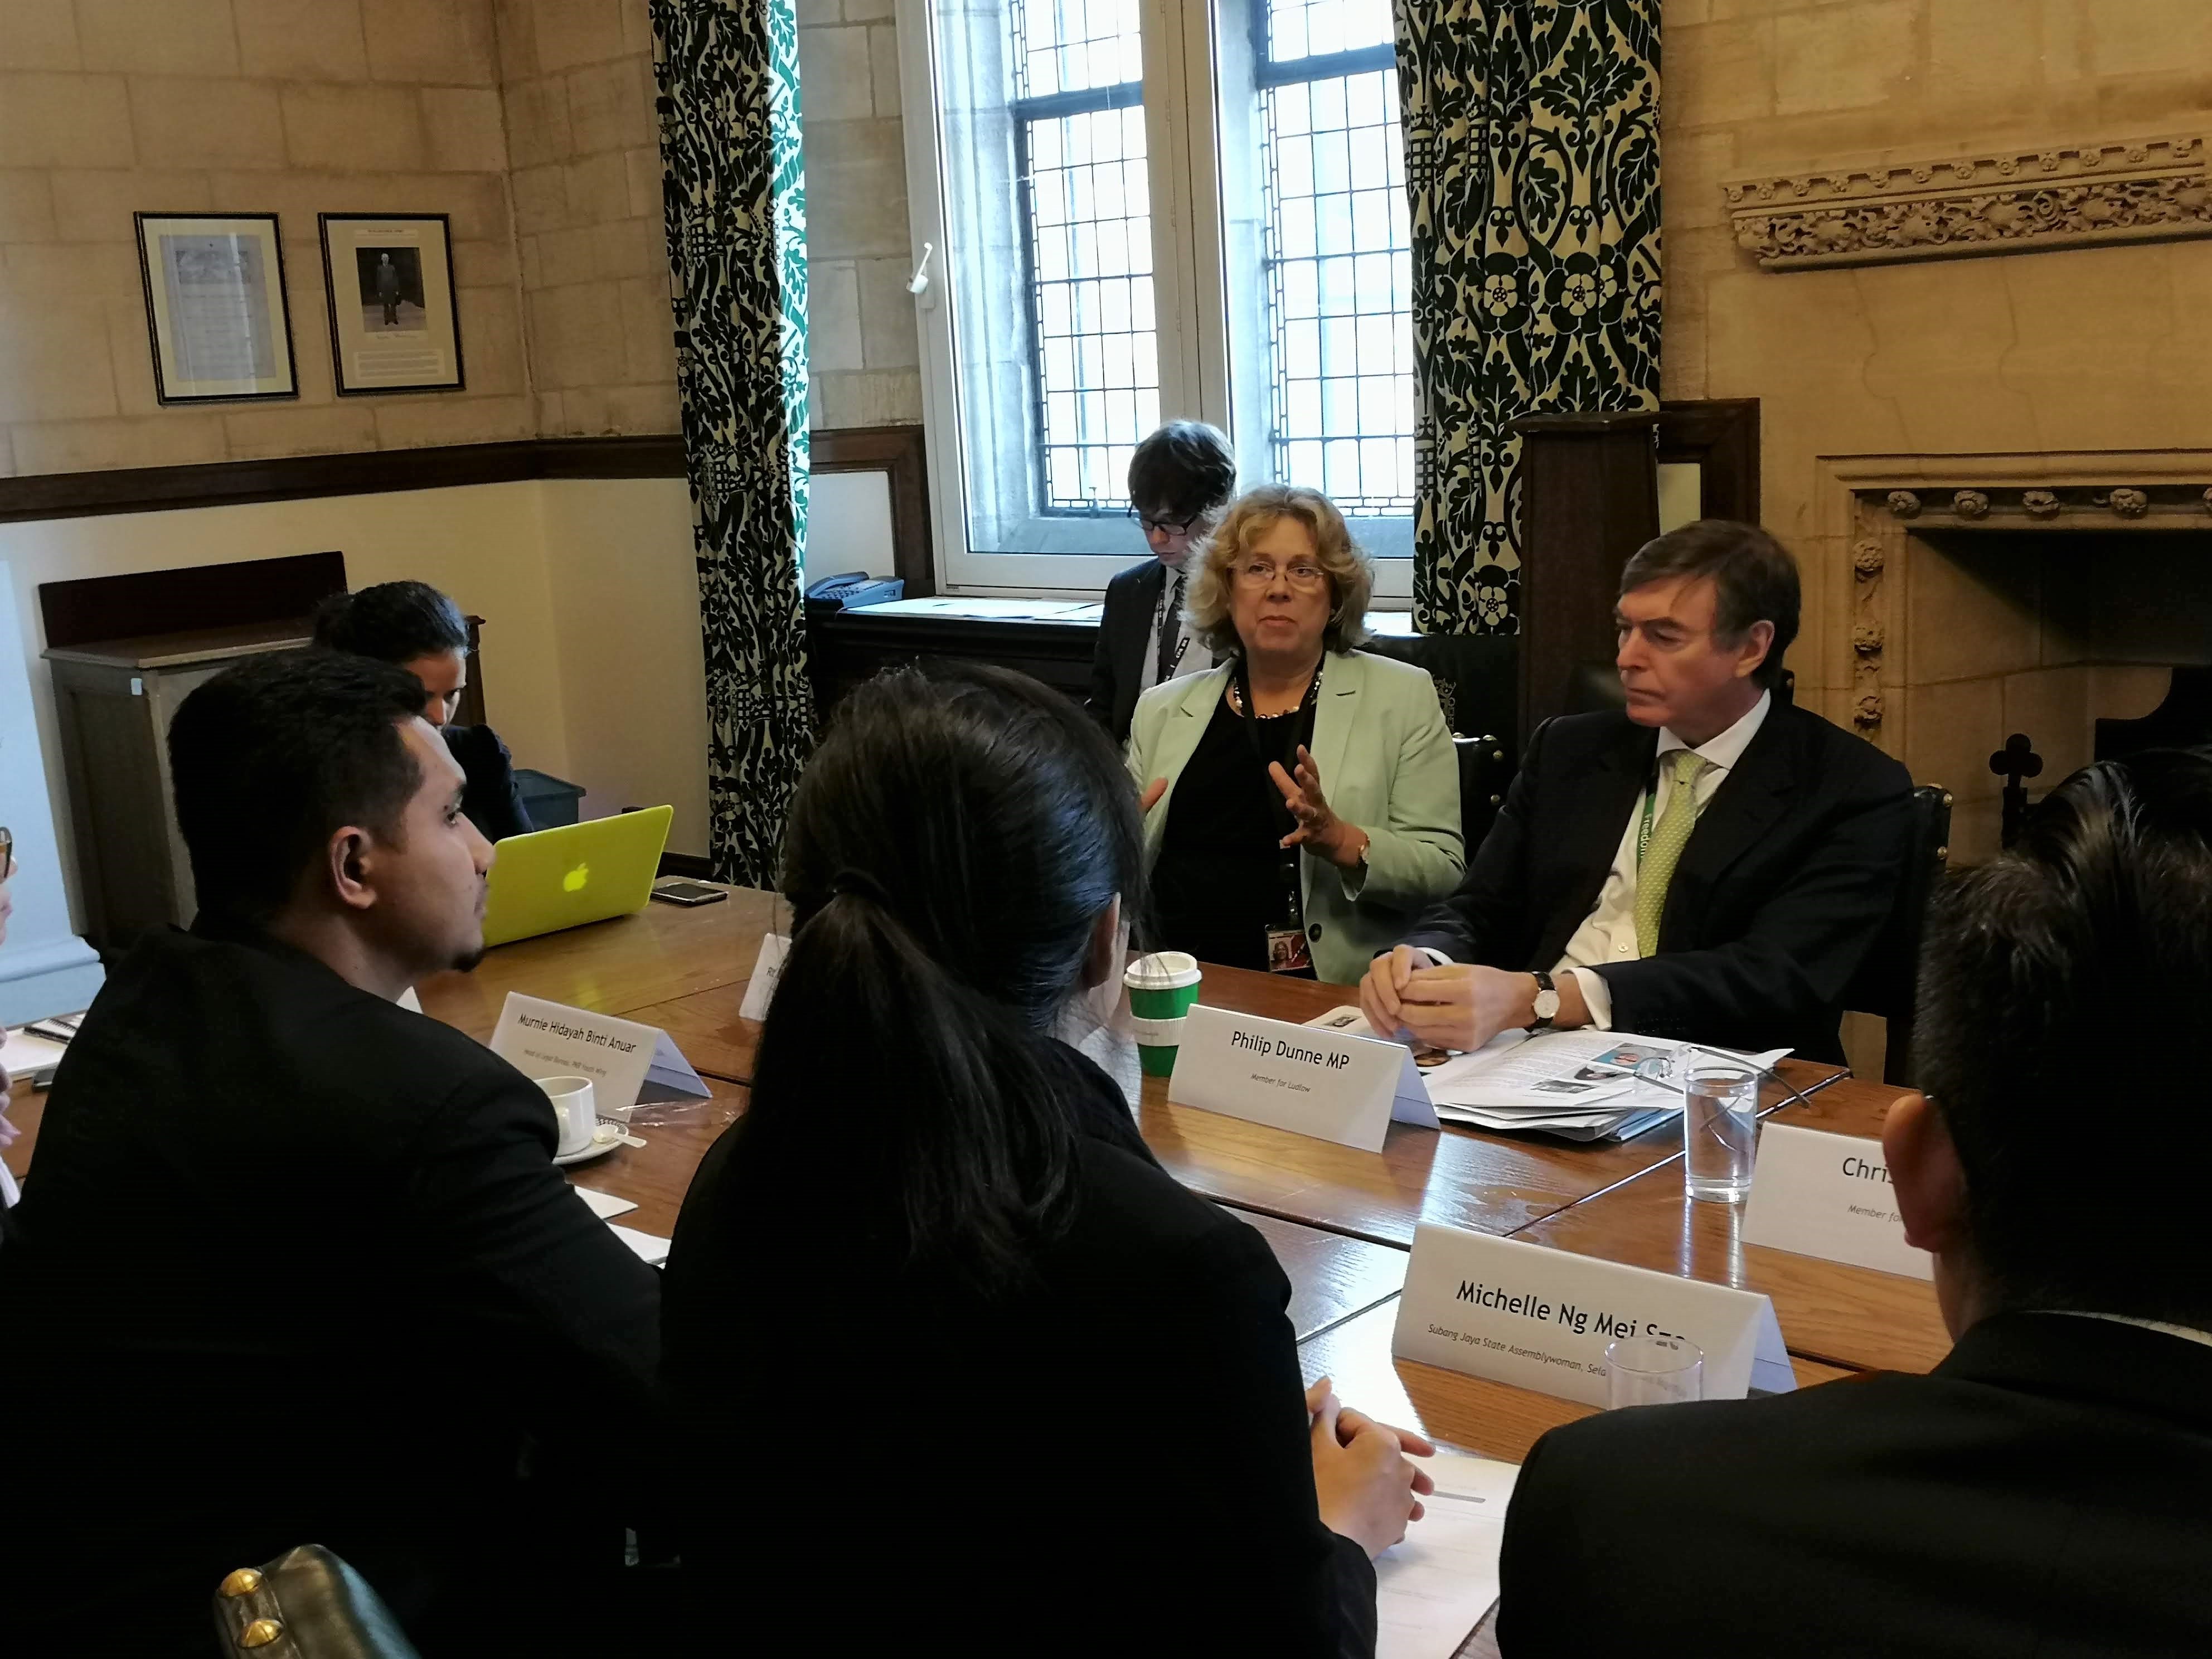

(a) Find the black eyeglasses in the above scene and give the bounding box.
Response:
[1127,506,1197,538]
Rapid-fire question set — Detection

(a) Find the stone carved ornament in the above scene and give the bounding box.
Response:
[1724,136,2211,270]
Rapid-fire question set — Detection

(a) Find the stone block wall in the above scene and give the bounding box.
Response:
[797,0,922,427]
[1661,0,2212,729]
[0,0,532,476]
[493,0,678,435]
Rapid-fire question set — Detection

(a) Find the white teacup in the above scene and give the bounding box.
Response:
[538,1074,599,1158]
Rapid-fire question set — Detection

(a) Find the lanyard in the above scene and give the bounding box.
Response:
[1152,579,1191,682]
[1636,751,1713,868]
[1230,656,1325,922]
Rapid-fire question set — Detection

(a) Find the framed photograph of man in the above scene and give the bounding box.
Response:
[133,213,298,404]
[318,214,464,395]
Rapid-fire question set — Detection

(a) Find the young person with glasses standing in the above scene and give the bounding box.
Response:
[1088,420,1240,744]
[1127,486,1462,984]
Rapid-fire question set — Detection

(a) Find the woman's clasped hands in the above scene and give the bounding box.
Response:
[1306,1374,1436,1558]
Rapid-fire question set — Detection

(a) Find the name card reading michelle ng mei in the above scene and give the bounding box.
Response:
[489,993,710,1113]
[1168,1004,1438,1153]
[1741,1123,1934,1281]
[1393,1225,1796,1406]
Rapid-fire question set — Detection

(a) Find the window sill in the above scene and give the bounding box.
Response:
[843,595,1418,634]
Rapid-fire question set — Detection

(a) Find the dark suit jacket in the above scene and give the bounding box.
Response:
[1090,556,1170,743]
[1498,1312,2212,1657]
[1402,701,1913,1062]
[444,720,535,841]
[0,920,663,1658]
[662,1040,1377,1656]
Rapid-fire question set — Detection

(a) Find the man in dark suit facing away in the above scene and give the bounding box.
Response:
[1362,521,1912,1063]
[1495,748,2212,1658]
[1088,419,1238,744]
[0,652,663,1658]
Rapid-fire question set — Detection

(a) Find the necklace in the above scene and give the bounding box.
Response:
[1228,657,1323,718]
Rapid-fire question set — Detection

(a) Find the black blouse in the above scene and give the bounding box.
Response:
[662,1039,1377,1655]
[442,723,535,842]
[1152,687,1314,974]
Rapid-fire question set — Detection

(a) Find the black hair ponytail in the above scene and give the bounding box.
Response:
[738,664,1147,1293]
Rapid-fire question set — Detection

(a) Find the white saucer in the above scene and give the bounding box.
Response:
[552,1123,628,1167]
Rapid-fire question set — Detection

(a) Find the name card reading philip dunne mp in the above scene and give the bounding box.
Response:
[1393,1225,1796,1405]
[490,993,710,1114]
[1741,1122,1934,1281]
[1168,1004,1439,1153]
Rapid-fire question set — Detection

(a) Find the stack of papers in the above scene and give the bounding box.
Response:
[1308,1011,1787,1142]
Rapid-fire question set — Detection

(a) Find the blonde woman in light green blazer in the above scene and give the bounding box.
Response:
[1127,486,1463,987]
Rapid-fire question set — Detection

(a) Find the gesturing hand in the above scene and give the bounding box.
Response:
[1270,745,1369,871]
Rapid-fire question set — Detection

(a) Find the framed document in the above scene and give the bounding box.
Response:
[133,212,298,404]
[318,213,465,395]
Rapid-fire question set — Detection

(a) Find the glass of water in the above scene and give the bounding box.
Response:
[1605,1335,1704,1408]
[1638,1052,1762,1203]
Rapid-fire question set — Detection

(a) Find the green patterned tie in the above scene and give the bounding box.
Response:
[1635,749,1711,957]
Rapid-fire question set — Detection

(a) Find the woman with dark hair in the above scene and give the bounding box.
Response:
[312,581,534,841]
[663,665,1428,1655]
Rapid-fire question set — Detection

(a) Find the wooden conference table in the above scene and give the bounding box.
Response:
[399,885,1943,1435]
[3,882,1948,1648]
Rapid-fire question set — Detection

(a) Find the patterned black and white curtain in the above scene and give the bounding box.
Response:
[649,0,814,885]
[1396,0,1661,634]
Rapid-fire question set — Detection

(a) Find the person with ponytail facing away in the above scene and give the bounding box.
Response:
[662,666,1429,1655]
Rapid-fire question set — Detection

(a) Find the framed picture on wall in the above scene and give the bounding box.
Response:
[133,212,298,404]
[318,213,465,395]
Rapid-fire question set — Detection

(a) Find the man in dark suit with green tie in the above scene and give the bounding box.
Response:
[1363,521,1914,1064]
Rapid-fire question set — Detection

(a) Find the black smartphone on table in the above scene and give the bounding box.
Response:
[651,880,729,907]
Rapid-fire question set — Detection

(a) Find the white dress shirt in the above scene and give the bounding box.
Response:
[1554,689,1773,1029]
[1139,565,1210,694]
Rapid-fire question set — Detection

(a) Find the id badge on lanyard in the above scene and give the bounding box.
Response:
[1236,659,1323,974]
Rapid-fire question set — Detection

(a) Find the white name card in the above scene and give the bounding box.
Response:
[489,993,710,1113]
[1742,1122,1934,1281]
[1168,1003,1439,1153]
[738,933,789,1022]
[1393,1224,1796,1406]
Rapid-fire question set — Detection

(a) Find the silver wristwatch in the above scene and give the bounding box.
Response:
[1529,969,1561,1031]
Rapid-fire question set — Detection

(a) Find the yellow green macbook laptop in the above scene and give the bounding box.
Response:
[480,805,675,948]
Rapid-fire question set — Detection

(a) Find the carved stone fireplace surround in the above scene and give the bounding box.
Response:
[1810,452,2212,861]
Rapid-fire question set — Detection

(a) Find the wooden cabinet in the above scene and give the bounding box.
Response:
[46,623,308,951]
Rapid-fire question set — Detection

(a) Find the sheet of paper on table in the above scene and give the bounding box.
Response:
[1376,1453,1520,1659]
[1,1025,71,1088]
[610,1223,670,1265]
[572,1185,638,1221]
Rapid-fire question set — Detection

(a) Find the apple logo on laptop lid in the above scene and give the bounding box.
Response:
[563,862,590,893]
